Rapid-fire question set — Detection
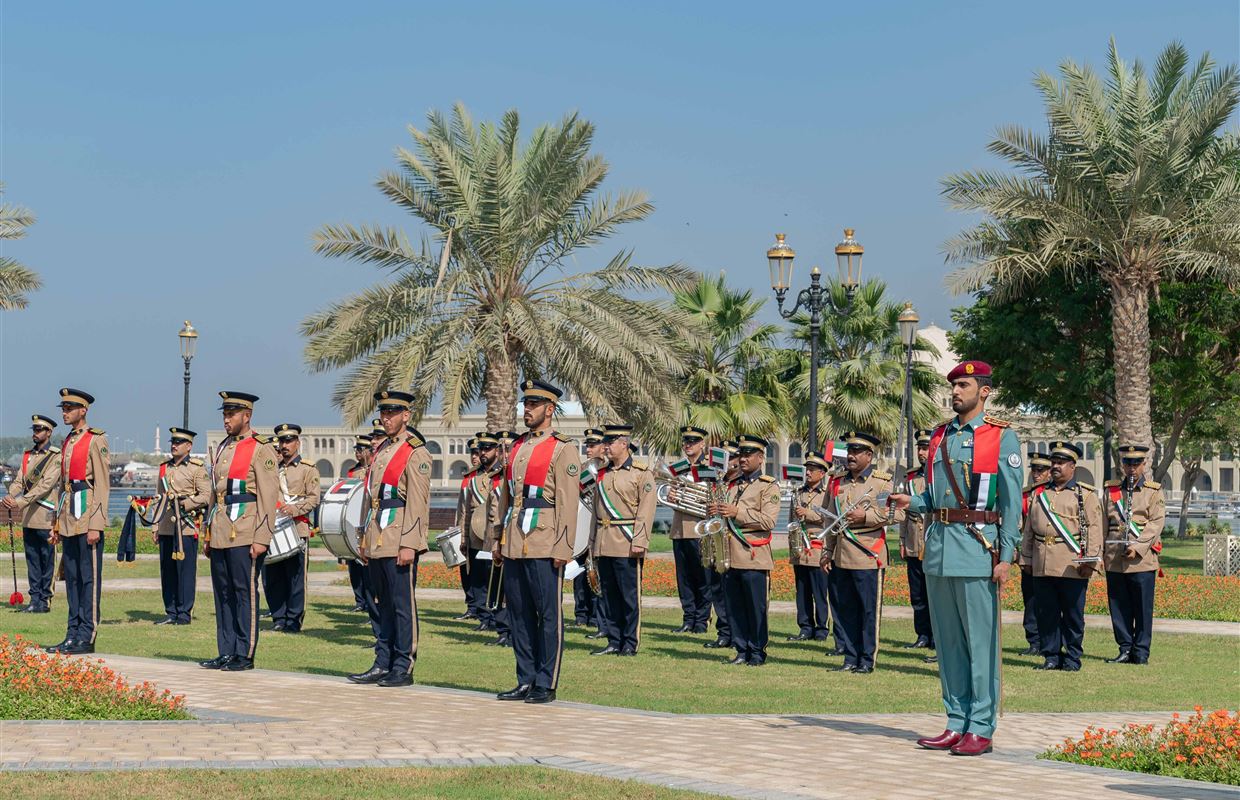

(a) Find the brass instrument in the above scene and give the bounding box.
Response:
[696,481,730,573]
[654,463,710,518]
[581,456,609,596]
[815,489,875,543]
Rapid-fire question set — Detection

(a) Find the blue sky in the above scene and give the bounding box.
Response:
[1,0,1236,450]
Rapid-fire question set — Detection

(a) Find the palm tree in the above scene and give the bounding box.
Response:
[667,273,792,448]
[942,39,1240,448]
[787,278,941,453]
[0,185,40,310]
[301,105,699,431]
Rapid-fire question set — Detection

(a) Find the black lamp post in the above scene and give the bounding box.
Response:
[896,302,920,474]
[768,229,863,449]
[178,321,198,429]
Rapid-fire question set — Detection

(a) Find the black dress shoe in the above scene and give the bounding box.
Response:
[378,672,413,687]
[1018,645,1040,656]
[703,637,730,649]
[591,645,621,656]
[350,602,367,612]
[199,655,232,669]
[903,635,932,649]
[524,687,555,704]
[44,639,72,654]
[261,610,272,618]
[272,623,287,632]
[830,646,846,656]
[61,642,95,655]
[584,630,606,640]
[673,624,692,633]
[222,657,254,671]
[831,664,856,672]
[497,684,531,701]
[1034,659,1060,671]
[786,633,810,641]
[31,606,51,614]
[1129,656,1148,665]
[347,666,390,684]
[854,665,873,674]
[746,658,766,667]
[154,617,177,626]
[1104,650,1131,664]
[452,612,475,621]
[728,655,748,665]
[617,648,637,657]
[923,655,938,664]
[494,635,512,648]
[691,627,708,634]
[1061,662,1081,672]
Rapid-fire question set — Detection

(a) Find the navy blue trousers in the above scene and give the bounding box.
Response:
[793,563,830,638]
[22,527,54,610]
[263,546,308,631]
[704,565,731,642]
[503,558,563,690]
[62,534,103,644]
[598,556,642,652]
[1020,570,1040,648]
[572,571,598,626]
[723,568,768,663]
[464,548,493,624]
[825,566,844,648]
[1033,576,1087,669]
[1106,570,1156,661]
[672,538,711,630]
[209,545,265,659]
[158,534,198,623]
[347,559,368,605]
[834,567,880,669]
[368,555,419,675]
[905,556,934,643]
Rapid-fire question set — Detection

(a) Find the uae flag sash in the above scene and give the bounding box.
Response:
[828,474,885,565]
[595,466,636,542]
[21,450,56,512]
[925,422,1002,515]
[223,436,259,522]
[61,430,94,519]
[1107,485,1143,540]
[375,441,416,530]
[1033,486,1083,555]
[724,479,773,550]
[506,434,558,534]
[463,470,487,505]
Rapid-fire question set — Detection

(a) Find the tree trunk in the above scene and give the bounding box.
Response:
[1109,278,1154,449]
[484,340,520,433]
[1176,461,1202,540]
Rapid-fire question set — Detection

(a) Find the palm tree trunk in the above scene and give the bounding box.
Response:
[484,342,520,432]
[1109,278,1154,448]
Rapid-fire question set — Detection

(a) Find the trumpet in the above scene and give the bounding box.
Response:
[654,463,710,518]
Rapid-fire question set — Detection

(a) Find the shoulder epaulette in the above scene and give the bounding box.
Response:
[253,434,271,445]
[48,446,61,454]
[1078,481,1095,491]
[982,415,1011,428]
[1145,480,1161,490]
[631,459,649,471]
[189,458,205,466]
[88,427,106,435]
[553,432,572,444]
[1104,479,1122,488]
[873,470,892,481]
[758,474,777,483]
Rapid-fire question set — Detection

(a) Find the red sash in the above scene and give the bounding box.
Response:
[62,430,94,482]
[505,434,557,488]
[925,421,1001,497]
[1022,489,1031,517]
[381,441,416,493]
[22,451,30,472]
[229,436,259,482]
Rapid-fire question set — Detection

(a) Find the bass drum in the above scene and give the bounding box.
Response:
[265,515,306,565]
[319,478,366,560]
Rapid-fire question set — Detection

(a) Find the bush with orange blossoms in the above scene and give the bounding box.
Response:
[0,634,189,720]
[1045,707,1240,785]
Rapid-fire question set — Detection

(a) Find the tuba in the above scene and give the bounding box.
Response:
[654,462,711,518]
[696,481,731,573]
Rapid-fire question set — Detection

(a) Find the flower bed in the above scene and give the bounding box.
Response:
[0,634,189,720]
[1044,708,1240,785]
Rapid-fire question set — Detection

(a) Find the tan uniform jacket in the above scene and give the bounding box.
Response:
[669,455,707,540]
[822,468,901,571]
[482,466,506,551]
[456,469,493,550]
[789,481,828,567]
[493,430,580,561]
[1102,477,1165,574]
[58,428,110,536]
[207,432,279,549]
[1015,485,1036,568]
[726,471,780,572]
[7,446,62,530]
[361,431,431,558]
[1020,479,1104,579]
[155,457,211,537]
[899,466,927,558]
[278,459,322,539]
[591,458,657,558]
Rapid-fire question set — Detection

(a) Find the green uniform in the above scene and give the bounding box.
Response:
[908,409,1022,739]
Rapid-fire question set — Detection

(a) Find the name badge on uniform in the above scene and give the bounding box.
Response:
[961,439,973,448]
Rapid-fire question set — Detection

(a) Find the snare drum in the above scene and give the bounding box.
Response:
[265,515,306,564]
[435,526,467,568]
[319,478,366,560]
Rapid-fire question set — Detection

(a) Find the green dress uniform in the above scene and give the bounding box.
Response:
[908,410,1022,740]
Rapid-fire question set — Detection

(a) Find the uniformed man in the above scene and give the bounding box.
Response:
[457,432,501,631]
[492,379,580,704]
[820,432,901,673]
[153,428,210,625]
[891,361,1022,757]
[198,391,279,672]
[346,434,373,613]
[702,438,738,651]
[3,415,62,613]
[899,430,935,651]
[668,425,712,634]
[1021,441,1102,672]
[347,391,431,687]
[788,450,831,641]
[264,424,321,633]
[452,437,482,621]
[589,424,656,656]
[573,428,605,631]
[1102,444,1165,666]
[45,389,109,655]
[482,430,518,648]
[1017,450,1053,656]
[709,434,779,667]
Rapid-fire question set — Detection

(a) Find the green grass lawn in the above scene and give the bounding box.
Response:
[103,558,343,580]
[5,590,1235,716]
[0,766,706,800]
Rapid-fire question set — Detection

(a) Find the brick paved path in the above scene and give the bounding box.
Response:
[1,655,1229,799]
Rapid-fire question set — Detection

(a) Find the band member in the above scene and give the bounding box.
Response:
[348,391,431,687]
[346,434,373,612]
[788,450,830,641]
[891,361,1022,756]
[820,432,901,674]
[482,430,518,648]
[1017,451,1052,655]
[574,428,605,631]
[899,430,935,651]
[669,425,712,634]
[1102,444,1165,665]
[702,438,739,651]
[45,389,109,655]
[3,415,61,613]
[589,424,655,656]
[710,434,779,667]
[199,391,279,672]
[1022,441,1102,672]
[453,437,482,621]
[154,428,210,625]
[492,380,580,704]
[457,432,501,631]
[264,424,321,633]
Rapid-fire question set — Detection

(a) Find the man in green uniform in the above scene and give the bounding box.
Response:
[891,360,1022,757]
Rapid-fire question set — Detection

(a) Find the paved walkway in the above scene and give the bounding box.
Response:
[1,655,1229,799]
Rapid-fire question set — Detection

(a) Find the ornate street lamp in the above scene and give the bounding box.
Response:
[178,321,198,429]
[895,302,920,473]
[767,229,863,449]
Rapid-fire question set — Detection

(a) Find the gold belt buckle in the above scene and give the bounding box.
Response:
[937,508,950,524]
[602,519,612,528]
[371,496,380,510]
[216,492,225,506]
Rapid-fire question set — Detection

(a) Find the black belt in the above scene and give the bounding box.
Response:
[377,497,405,511]
[225,492,257,505]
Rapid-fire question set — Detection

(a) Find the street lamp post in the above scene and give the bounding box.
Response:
[178,321,198,430]
[896,302,920,475]
[767,229,863,449]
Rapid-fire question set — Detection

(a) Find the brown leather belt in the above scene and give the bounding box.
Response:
[936,508,1000,524]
